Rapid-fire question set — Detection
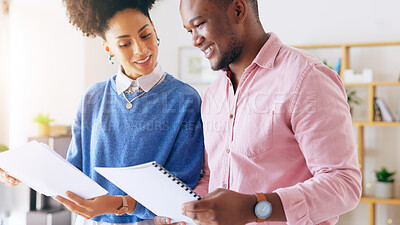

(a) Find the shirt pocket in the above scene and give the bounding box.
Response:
[233,110,274,158]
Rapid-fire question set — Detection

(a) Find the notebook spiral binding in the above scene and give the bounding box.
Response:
[152,162,202,200]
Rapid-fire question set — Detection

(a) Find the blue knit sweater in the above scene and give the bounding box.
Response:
[67,73,204,224]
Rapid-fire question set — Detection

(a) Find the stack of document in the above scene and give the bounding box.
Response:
[0,141,107,200]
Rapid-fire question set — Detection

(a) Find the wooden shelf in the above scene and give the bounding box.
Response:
[353,122,400,126]
[361,196,400,205]
[294,41,400,225]
[345,82,400,87]
[293,41,400,49]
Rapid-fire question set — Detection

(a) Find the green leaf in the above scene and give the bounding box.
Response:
[33,113,54,124]
[0,144,9,152]
[375,167,396,182]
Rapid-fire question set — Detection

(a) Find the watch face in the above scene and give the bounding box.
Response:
[116,207,128,216]
[255,201,272,219]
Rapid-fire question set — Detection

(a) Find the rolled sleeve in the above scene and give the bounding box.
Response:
[282,64,362,224]
[275,187,313,225]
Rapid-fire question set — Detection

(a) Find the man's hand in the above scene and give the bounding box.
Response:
[0,168,20,187]
[181,189,257,225]
[55,192,131,219]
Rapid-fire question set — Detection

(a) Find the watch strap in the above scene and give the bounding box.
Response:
[115,195,128,216]
[255,193,267,223]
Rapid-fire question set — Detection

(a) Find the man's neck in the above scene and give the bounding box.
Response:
[229,32,270,92]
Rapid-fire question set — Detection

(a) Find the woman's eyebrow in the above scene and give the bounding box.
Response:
[116,24,150,39]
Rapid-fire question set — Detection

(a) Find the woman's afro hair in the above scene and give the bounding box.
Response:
[62,0,156,39]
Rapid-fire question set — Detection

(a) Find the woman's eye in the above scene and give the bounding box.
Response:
[141,33,151,39]
[120,42,131,47]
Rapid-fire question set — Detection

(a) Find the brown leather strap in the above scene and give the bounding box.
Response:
[255,193,267,223]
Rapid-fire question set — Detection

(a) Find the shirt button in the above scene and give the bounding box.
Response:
[226,148,230,153]
[222,183,227,188]
[229,114,234,119]
[229,83,232,86]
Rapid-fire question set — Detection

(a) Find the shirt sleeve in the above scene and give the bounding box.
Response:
[274,64,362,224]
[194,150,210,197]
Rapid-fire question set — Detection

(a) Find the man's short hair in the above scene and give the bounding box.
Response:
[212,0,259,18]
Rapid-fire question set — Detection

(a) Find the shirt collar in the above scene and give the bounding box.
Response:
[223,32,282,78]
[253,32,282,69]
[115,63,164,95]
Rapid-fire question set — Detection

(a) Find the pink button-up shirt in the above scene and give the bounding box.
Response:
[195,33,362,225]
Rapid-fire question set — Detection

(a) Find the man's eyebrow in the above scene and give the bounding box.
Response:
[183,16,203,29]
[189,16,202,24]
[116,24,150,39]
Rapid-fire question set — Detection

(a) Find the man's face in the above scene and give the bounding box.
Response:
[180,0,242,71]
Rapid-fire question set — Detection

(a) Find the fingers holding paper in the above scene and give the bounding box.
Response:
[0,168,21,187]
[55,192,127,219]
[154,216,186,225]
[181,189,257,225]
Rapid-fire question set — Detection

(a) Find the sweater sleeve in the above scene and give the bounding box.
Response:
[164,92,204,189]
[274,64,362,224]
[129,89,204,220]
[66,97,84,170]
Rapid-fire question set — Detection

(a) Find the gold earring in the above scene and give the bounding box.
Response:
[108,53,115,65]
[103,44,115,65]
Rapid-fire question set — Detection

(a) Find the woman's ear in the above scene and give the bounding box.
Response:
[152,23,160,46]
[102,41,113,55]
[102,41,115,64]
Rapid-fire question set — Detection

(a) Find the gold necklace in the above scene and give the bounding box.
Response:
[121,73,165,110]
[122,91,145,109]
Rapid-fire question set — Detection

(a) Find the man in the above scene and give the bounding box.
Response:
[156,0,362,224]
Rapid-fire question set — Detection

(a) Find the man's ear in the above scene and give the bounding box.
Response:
[233,0,248,24]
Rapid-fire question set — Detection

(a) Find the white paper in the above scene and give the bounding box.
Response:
[95,162,199,225]
[0,141,108,200]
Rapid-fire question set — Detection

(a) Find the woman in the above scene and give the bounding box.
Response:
[1,0,204,224]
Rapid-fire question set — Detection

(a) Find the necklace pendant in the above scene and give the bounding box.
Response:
[126,103,133,109]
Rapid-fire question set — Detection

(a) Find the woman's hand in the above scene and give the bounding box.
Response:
[154,216,186,225]
[0,168,21,187]
[55,192,134,219]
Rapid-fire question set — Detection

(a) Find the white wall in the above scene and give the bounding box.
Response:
[0,0,10,147]
[8,0,86,148]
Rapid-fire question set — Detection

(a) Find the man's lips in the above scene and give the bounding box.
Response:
[201,44,215,58]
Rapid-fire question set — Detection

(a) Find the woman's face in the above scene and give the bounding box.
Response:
[104,8,159,79]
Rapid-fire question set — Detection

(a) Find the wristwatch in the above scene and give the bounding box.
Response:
[254,193,272,222]
[115,195,129,216]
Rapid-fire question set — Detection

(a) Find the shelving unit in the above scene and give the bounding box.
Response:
[295,42,400,225]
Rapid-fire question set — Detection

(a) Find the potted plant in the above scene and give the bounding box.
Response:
[33,113,54,137]
[375,167,396,199]
[0,144,8,153]
[346,90,361,115]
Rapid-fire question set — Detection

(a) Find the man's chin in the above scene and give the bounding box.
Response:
[210,62,225,71]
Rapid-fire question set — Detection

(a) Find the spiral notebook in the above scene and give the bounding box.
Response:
[95,161,201,225]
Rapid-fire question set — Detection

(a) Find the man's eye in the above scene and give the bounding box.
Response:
[195,22,205,28]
